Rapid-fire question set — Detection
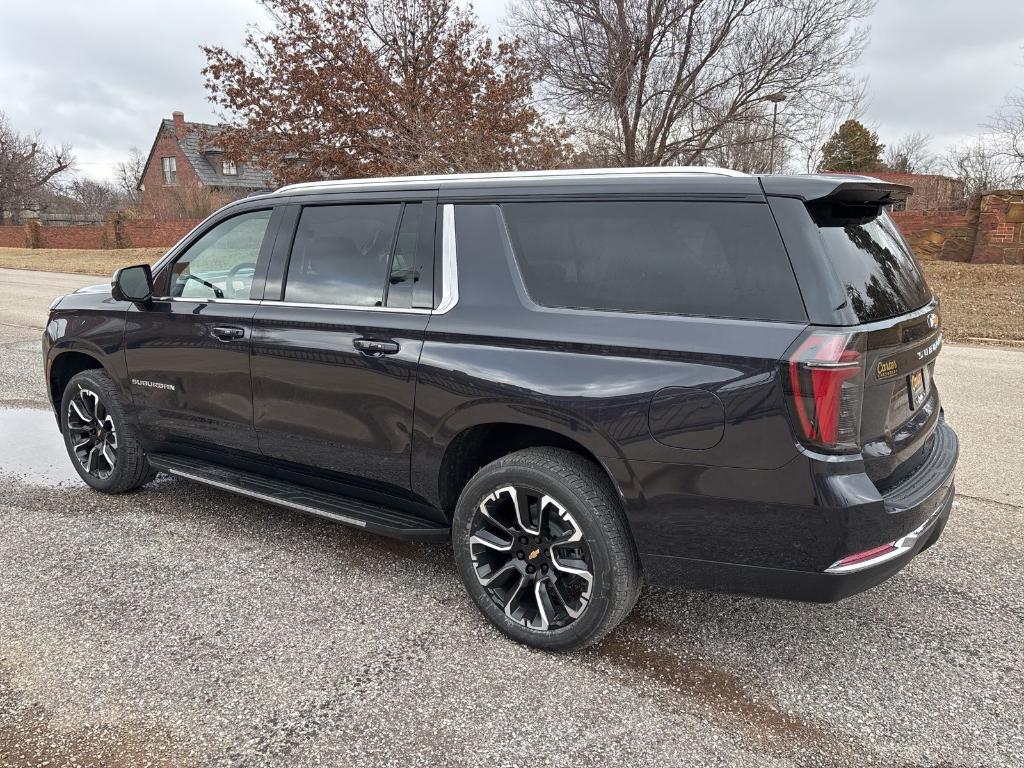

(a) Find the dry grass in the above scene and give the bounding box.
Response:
[922,262,1024,344]
[0,247,165,276]
[1,247,1020,345]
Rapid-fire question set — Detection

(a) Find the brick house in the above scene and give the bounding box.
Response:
[138,111,273,216]
[826,170,966,211]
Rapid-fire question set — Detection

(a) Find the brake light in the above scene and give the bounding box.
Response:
[782,329,865,453]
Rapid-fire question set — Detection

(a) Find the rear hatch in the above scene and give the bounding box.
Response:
[772,180,944,489]
[811,201,942,487]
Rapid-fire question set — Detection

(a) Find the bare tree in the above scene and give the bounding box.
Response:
[114,146,147,203]
[508,0,874,168]
[987,92,1024,175]
[0,111,75,223]
[705,110,776,173]
[943,137,1018,200]
[787,79,867,173]
[67,178,127,219]
[884,131,936,174]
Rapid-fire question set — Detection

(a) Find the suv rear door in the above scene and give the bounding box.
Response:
[250,193,436,491]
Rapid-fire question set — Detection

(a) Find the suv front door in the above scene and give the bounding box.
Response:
[251,197,435,492]
[126,206,280,454]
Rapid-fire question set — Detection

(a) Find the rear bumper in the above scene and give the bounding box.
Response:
[641,421,958,602]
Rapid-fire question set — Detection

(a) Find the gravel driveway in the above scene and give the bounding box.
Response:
[1,268,1022,767]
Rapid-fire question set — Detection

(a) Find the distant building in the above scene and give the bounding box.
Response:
[138,110,272,215]
[826,170,966,211]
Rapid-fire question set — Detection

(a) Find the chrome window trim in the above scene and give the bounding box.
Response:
[154,297,262,305]
[434,204,459,314]
[154,296,431,314]
[271,301,431,314]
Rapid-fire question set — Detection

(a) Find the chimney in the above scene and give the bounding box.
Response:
[172,111,186,140]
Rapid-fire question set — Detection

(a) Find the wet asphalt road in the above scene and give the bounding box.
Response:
[1,268,1022,767]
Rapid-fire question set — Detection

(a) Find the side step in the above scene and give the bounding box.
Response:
[148,453,450,542]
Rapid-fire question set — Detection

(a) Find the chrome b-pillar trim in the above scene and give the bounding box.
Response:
[434,204,459,314]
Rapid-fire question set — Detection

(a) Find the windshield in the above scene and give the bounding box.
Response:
[815,208,933,323]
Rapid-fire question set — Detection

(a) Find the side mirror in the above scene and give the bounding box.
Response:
[111,264,154,304]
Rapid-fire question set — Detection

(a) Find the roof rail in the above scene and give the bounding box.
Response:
[274,166,749,195]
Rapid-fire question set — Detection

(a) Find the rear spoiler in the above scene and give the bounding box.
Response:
[759,174,912,206]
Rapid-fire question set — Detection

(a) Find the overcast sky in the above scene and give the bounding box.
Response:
[1,0,1021,182]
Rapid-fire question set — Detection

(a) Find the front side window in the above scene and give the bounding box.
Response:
[162,156,177,185]
[501,201,806,322]
[169,210,272,299]
[284,204,403,306]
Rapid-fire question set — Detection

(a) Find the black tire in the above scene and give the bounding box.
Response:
[452,447,642,651]
[60,369,154,493]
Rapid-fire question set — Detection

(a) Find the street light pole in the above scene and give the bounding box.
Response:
[765,92,787,173]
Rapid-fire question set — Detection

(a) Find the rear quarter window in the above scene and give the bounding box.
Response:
[501,201,806,322]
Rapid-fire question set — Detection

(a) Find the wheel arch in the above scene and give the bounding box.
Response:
[435,420,630,520]
[48,350,105,412]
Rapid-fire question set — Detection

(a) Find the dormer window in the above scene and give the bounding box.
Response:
[223,160,237,176]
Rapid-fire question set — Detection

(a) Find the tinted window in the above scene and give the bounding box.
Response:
[501,201,805,321]
[812,207,932,323]
[385,204,421,309]
[170,210,271,299]
[285,204,401,306]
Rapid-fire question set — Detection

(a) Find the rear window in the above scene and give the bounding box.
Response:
[501,201,806,322]
[813,207,932,323]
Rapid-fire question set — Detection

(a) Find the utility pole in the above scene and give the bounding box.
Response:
[765,92,787,173]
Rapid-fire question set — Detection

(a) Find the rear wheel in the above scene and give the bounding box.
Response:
[60,369,154,493]
[452,448,642,651]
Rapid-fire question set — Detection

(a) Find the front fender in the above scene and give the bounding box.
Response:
[44,295,129,409]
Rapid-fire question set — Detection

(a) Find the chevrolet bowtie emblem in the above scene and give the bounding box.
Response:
[528,548,540,560]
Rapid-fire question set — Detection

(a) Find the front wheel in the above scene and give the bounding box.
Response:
[60,369,154,493]
[452,448,642,651]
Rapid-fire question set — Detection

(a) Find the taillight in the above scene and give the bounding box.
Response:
[782,329,865,454]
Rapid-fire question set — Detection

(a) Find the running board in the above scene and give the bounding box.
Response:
[148,453,450,542]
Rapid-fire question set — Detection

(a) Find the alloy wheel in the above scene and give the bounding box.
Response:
[67,387,118,480]
[469,485,594,631]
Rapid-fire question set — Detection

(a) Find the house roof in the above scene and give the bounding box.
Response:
[139,118,273,191]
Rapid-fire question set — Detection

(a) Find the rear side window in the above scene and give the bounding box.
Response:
[501,201,806,322]
[285,204,401,306]
[811,207,932,323]
[385,203,421,309]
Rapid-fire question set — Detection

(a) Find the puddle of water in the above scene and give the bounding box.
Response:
[0,407,83,487]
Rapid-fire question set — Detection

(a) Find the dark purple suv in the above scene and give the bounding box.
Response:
[42,168,958,650]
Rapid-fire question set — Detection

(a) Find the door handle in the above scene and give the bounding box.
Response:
[354,338,400,356]
[212,326,245,341]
